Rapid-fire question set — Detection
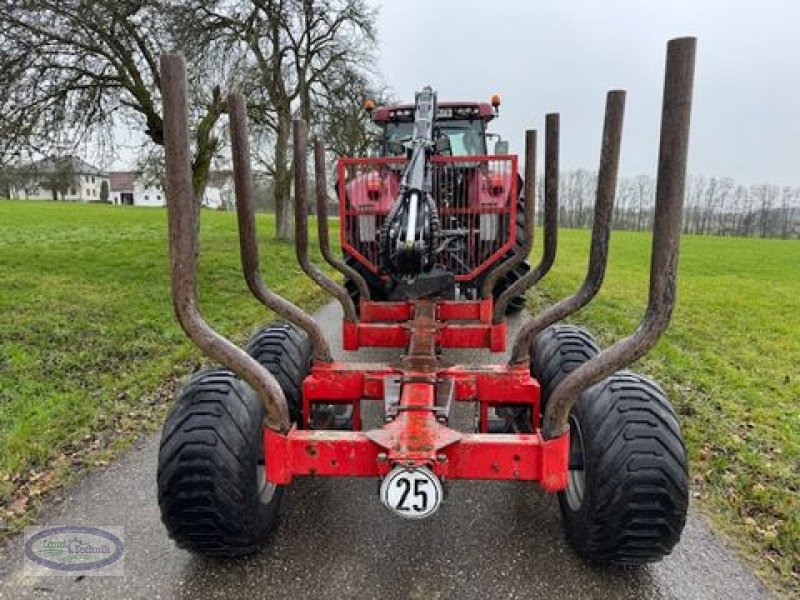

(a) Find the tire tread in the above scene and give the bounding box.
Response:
[561,371,689,565]
[157,369,282,557]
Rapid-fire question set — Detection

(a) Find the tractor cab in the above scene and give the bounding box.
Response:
[370,100,504,157]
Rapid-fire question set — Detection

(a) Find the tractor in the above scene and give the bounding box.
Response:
[340,92,531,313]
[156,37,696,565]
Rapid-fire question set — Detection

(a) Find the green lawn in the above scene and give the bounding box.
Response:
[0,201,797,594]
[0,200,328,524]
[529,228,799,595]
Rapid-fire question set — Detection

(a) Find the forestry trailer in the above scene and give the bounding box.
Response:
[155,37,696,565]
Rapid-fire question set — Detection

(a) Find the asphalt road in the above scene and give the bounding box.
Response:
[0,302,773,599]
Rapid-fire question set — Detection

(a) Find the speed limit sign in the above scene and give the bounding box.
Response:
[380,466,443,519]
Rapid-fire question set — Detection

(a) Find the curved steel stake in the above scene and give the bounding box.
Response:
[494,114,560,321]
[228,94,333,363]
[542,36,696,439]
[480,129,536,299]
[313,137,370,301]
[510,91,626,361]
[293,120,359,323]
[161,54,290,431]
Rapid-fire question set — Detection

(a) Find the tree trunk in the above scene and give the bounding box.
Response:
[274,109,294,240]
[188,91,224,255]
[191,176,207,255]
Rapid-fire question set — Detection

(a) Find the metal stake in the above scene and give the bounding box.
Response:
[494,114,560,320]
[541,37,696,439]
[161,54,290,431]
[293,120,359,323]
[228,94,333,362]
[313,137,371,302]
[510,91,626,360]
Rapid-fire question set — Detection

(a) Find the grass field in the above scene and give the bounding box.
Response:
[0,200,329,526]
[0,200,797,594]
[530,228,799,594]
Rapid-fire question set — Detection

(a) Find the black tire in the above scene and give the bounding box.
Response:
[245,322,312,425]
[559,371,689,565]
[489,260,530,314]
[478,195,530,314]
[531,324,600,407]
[157,369,283,557]
[246,321,351,430]
[343,254,387,313]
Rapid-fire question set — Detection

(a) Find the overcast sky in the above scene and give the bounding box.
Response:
[371,0,800,187]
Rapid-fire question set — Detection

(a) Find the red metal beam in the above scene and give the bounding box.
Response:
[342,321,507,351]
[360,301,412,323]
[264,427,569,492]
[301,362,538,405]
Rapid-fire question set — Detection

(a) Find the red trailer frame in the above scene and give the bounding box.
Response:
[264,297,570,492]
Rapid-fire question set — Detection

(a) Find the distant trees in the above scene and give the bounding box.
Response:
[547,170,800,239]
[42,159,77,202]
[0,162,37,200]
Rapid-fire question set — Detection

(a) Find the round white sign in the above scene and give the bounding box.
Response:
[380,466,443,519]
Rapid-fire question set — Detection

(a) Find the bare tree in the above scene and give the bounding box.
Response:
[753,184,778,238]
[728,184,748,236]
[613,177,635,229]
[100,179,110,203]
[184,0,377,239]
[317,67,389,159]
[634,175,654,231]
[778,186,797,240]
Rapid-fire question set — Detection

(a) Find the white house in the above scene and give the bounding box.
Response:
[109,171,166,206]
[108,170,233,209]
[10,156,110,202]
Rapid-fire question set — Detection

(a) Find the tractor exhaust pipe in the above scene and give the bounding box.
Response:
[160,54,290,431]
[510,91,626,360]
[480,129,536,299]
[493,114,560,321]
[541,36,696,440]
[313,137,371,302]
[293,120,359,323]
[228,94,333,363]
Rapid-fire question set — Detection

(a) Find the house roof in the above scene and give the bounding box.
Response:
[105,168,266,192]
[109,171,140,192]
[29,155,106,176]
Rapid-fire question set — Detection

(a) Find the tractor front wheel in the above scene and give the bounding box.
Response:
[157,369,283,557]
[343,254,387,313]
[559,371,689,565]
